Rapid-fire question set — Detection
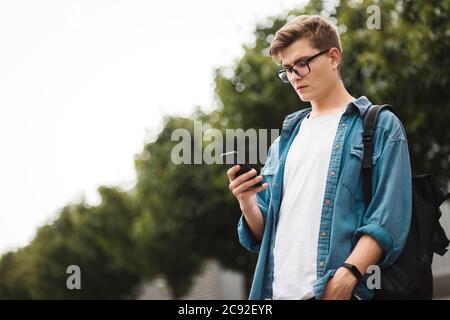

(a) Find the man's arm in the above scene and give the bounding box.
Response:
[322,234,382,300]
[240,201,265,244]
[323,117,412,300]
[227,165,268,251]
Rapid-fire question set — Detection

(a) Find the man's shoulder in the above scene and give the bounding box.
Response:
[373,107,407,141]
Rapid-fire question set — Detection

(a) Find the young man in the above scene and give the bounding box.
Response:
[227,15,412,300]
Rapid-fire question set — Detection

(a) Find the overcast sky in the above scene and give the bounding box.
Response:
[0,0,307,254]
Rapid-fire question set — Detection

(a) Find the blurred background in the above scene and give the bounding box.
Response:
[0,0,449,299]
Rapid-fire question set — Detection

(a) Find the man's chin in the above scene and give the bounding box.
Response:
[298,93,311,102]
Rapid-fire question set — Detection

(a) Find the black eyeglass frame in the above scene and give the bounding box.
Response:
[277,48,331,83]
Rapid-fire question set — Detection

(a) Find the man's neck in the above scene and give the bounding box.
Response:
[308,80,354,118]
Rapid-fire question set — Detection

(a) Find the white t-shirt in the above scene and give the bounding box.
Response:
[272,107,345,300]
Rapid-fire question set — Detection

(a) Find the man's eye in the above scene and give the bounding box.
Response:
[297,60,308,66]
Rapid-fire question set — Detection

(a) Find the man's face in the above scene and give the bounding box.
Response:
[278,37,338,102]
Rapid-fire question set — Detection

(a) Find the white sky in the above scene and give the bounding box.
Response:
[0,0,306,254]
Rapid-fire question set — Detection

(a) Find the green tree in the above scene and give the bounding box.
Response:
[0,187,143,299]
[133,114,257,297]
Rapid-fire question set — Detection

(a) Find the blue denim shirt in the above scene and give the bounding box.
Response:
[237,96,412,300]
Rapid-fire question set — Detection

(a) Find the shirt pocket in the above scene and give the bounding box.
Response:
[340,143,381,201]
[260,162,278,191]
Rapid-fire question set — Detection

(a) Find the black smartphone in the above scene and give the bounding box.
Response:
[220,151,263,188]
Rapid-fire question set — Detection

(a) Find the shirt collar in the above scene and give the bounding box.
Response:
[345,95,373,116]
[283,95,373,129]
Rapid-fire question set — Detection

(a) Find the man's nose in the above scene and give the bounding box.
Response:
[289,69,302,82]
[291,77,303,88]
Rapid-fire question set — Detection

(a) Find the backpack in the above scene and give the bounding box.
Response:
[361,104,450,300]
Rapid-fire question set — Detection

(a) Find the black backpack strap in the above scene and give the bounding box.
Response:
[362,104,397,207]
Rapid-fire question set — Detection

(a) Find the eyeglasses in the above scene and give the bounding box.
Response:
[277,48,331,83]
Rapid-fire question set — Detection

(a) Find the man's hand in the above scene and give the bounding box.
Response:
[227,165,268,211]
[227,164,267,243]
[322,234,383,300]
[321,267,358,300]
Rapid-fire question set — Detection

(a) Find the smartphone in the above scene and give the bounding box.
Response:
[220,151,263,188]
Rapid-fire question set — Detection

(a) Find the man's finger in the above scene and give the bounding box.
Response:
[234,175,263,195]
[232,168,258,186]
[238,182,268,196]
[227,165,241,181]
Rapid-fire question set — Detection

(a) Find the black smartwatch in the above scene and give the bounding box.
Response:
[340,263,363,281]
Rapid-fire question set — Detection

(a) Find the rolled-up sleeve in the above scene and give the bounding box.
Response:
[353,137,412,268]
[237,187,269,253]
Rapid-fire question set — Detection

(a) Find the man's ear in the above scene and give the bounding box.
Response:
[329,47,341,71]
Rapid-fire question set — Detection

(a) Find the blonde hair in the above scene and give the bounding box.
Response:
[269,15,342,63]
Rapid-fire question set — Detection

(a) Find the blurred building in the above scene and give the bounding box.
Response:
[138,259,245,300]
[433,200,450,299]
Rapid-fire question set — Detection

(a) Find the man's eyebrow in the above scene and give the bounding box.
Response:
[282,55,309,68]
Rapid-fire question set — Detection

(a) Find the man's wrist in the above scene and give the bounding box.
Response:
[336,267,358,287]
[340,263,363,282]
[240,200,258,214]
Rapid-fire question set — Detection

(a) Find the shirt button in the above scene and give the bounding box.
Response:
[320,232,327,237]
[325,199,333,206]
[330,170,336,176]
[341,123,346,127]
[335,144,340,149]
[319,261,325,267]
